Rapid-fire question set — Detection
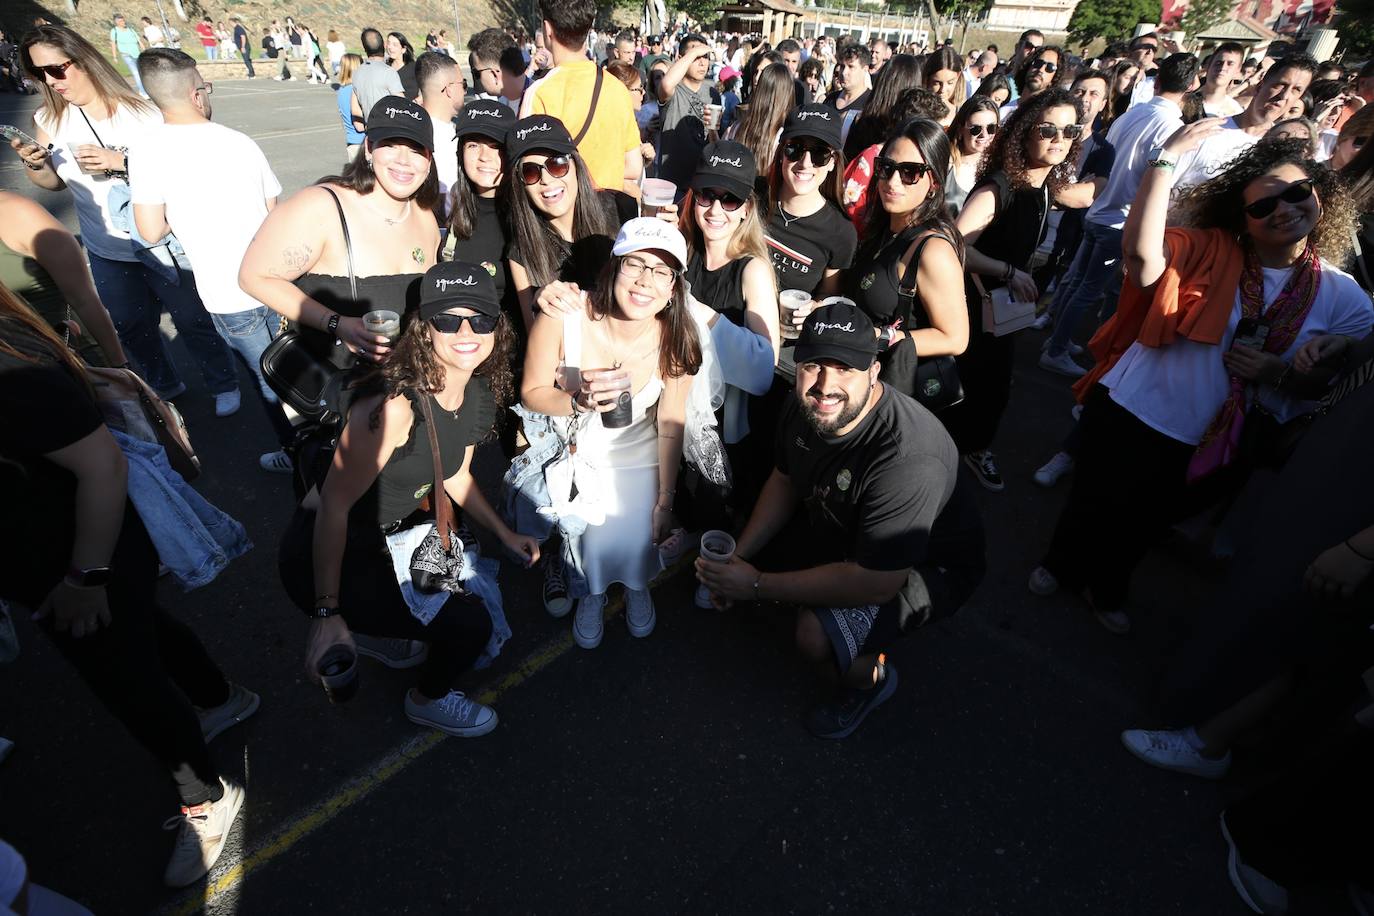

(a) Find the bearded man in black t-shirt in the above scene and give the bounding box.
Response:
[696,302,985,739]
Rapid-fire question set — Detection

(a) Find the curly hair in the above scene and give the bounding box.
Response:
[1171,137,1356,266]
[977,87,1081,196]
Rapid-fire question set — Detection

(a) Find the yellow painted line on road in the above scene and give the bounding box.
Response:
[166,556,694,915]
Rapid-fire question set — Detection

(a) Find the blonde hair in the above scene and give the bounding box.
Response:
[22,25,151,131]
[338,53,362,86]
[678,190,772,269]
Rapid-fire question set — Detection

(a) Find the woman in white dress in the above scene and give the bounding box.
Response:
[522,219,702,649]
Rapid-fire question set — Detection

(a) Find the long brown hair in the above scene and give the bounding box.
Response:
[317,140,441,211]
[22,25,152,129]
[861,118,964,262]
[767,140,846,210]
[503,148,615,288]
[588,255,702,381]
[733,63,793,168]
[948,95,1001,167]
[0,281,90,390]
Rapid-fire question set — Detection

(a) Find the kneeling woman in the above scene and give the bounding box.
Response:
[522,220,702,650]
[280,262,538,736]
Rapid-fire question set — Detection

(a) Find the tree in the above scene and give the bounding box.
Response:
[1176,0,1236,42]
[1066,0,1159,49]
[1335,0,1374,58]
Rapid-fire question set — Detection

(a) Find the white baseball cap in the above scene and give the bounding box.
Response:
[612,218,689,271]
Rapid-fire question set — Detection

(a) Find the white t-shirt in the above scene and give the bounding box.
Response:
[143,24,165,47]
[431,118,459,208]
[36,102,163,262]
[1203,94,1244,118]
[326,40,346,65]
[1103,261,1374,445]
[128,122,281,314]
[1173,118,1258,189]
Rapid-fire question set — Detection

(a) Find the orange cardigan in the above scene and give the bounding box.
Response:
[1074,227,1244,401]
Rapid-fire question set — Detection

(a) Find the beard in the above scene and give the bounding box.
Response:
[799,384,868,435]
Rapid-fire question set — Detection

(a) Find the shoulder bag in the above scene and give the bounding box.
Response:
[85,365,201,481]
[972,180,1047,337]
[876,232,965,413]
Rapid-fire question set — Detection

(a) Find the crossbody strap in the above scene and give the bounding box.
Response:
[416,395,454,551]
[319,187,357,301]
[894,231,947,330]
[572,67,604,147]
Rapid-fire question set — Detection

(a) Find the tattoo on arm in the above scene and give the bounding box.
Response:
[268,244,313,280]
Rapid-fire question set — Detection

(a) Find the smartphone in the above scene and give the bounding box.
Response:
[1233,317,1271,350]
[0,124,42,149]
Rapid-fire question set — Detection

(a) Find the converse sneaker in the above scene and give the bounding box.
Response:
[573,592,606,649]
[355,635,429,669]
[542,553,572,617]
[962,450,1005,492]
[404,689,498,737]
[1039,336,1083,356]
[1093,604,1132,635]
[1120,728,1231,779]
[196,683,260,743]
[626,588,655,638]
[162,778,245,887]
[1038,348,1087,378]
[1033,452,1075,487]
[1030,311,1052,331]
[1221,811,1290,914]
[258,449,293,473]
[214,389,241,417]
[805,659,900,739]
[1027,566,1059,596]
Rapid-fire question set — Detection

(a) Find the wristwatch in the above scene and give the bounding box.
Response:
[1146,146,1177,169]
[311,606,341,618]
[325,312,341,341]
[64,565,112,588]
[878,326,897,347]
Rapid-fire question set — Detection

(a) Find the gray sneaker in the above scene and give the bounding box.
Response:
[196,684,260,743]
[405,690,498,737]
[573,592,606,649]
[626,588,655,638]
[162,778,245,887]
[354,635,429,669]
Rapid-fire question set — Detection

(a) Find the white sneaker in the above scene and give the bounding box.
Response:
[573,592,606,649]
[1094,606,1132,635]
[1038,348,1087,378]
[258,449,293,473]
[1030,312,1052,331]
[214,389,242,417]
[693,583,716,609]
[1221,812,1290,914]
[626,588,655,638]
[404,690,497,737]
[354,635,428,669]
[1071,403,1084,421]
[1028,566,1059,596]
[1034,452,1075,487]
[162,779,245,887]
[1120,728,1231,779]
[1039,336,1083,356]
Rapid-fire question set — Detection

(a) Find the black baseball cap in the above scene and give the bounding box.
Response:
[779,103,843,152]
[455,100,515,143]
[690,140,756,201]
[648,35,662,45]
[418,261,500,320]
[505,115,575,161]
[366,98,434,152]
[794,300,879,370]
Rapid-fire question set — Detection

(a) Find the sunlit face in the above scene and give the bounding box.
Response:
[1072,77,1108,125]
[520,152,577,221]
[781,139,836,197]
[613,249,678,319]
[839,56,866,89]
[369,138,432,199]
[430,307,495,372]
[461,137,503,194]
[613,41,635,64]
[471,56,502,95]
[627,78,645,111]
[1027,104,1078,168]
[928,68,959,103]
[684,41,709,80]
[385,34,403,60]
[962,110,997,155]
[782,49,800,76]
[693,187,749,242]
[1114,65,1139,95]
[1241,163,1320,250]
[876,136,935,219]
[1206,51,1242,88]
[989,86,1009,107]
[1255,65,1313,125]
[1130,41,1157,69]
[796,358,878,434]
[1283,97,1306,120]
[1024,50,1059,94]
[27,43,94,106]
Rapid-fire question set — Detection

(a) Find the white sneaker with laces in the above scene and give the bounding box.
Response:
[354,635,428,669]
[1039,348,1088,378]
[1030,312,1052,331]
[626,588,655,638]
[258,449,293,473]
[405,690,497,737]
[162,778,245,888]
[1027,566,1059,596]
[196,683,260,743]
[573,592,606,649]
[1034,452,1075,487]
[1039,337,1083,356]
[1120,728,1231,779]
[214,389,241,417]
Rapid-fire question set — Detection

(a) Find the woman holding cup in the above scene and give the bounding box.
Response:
[521,219,702,650]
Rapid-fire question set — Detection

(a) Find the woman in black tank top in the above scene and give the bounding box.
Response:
[279,262,538,738]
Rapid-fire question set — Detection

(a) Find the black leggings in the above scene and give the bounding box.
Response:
[941,330,1017,454]
[280,509,493,699]
[5,504,227,807]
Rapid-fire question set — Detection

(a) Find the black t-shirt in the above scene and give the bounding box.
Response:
[445,195,518,330]
[398,62,419,100]
[261,36,277,57]
[765,200,858,296]
[824,88,869,112]
[774,384,960,572]
[503,191,621,291]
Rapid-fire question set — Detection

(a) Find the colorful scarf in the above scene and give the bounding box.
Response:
[1187,240,1322,482]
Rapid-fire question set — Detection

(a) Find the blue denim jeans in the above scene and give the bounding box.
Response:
[209,306,295,446]
[204,44,218,60]
[88,252,238,397]
[121,53,145,94]
[1045,221,1124,358]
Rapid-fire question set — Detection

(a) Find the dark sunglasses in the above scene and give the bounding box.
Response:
[1029,59,1058,73]
[1350,134,1370,149]
[782,140,835,166]
[874,156,934,185]
[428,312,499,334]
[693,187,746,211]
[1036,123,1084,140]
[967,123,997,137]
[28,59,76,80]
[1242,178,1315,219]
[518,154,572,185]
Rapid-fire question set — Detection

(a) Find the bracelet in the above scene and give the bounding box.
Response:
[315,593,338,602]
[1346,539,1374,562]
[658,488,676,497]
[570,391,587,414]
[1003,262,1014,282]
[752,574,762,600]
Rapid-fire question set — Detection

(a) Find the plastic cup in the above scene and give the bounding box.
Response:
[363,309,401,343]
[640,178,677,217]
[704,103,724,132]
[587,368,633,429]
[68,143,101,175]
[694,529,736,610]
[779,289,812,341]
[317,644,358,704]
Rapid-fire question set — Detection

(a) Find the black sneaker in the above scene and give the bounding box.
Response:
[543,552,572,618]
[805,660,900,739]
[962,450,1005,492]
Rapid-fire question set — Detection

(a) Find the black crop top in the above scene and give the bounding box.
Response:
[292,272,424,368]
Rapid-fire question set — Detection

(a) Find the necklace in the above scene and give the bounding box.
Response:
[776,202,803,228]
[362,195,412,227]
[604,312,657,367]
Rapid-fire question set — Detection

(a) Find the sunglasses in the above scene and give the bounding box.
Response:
[518,154,572,185]
[1347,134,1370,149]
[874,156,934,185]
[1036,123,1084,140]
[29,59,76,80]
[1029,59,1057,73]
[782,139,835,166]
[967,123,997,137]
[474,66,501,80]
[428,312,499,334]
[693,187,746,211]
[1242,178,1315,219]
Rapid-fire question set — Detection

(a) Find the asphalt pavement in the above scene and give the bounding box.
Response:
[0,81,1327,915]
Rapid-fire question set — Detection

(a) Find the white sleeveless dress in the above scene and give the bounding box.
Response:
[561,312,664,595]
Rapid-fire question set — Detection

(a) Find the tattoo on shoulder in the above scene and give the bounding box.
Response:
[269,244,313,279]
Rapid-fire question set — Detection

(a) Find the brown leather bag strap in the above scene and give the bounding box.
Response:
[416,394,453,551]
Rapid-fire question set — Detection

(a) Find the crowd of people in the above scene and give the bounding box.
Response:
[1,5,1373,912]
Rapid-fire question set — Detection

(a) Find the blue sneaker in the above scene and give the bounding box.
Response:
[805,660,899,739]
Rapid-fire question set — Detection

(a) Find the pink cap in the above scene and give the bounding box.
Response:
[718,66,740,83]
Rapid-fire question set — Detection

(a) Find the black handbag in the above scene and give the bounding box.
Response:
[259,187,358,424]
[876,231,965,412]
